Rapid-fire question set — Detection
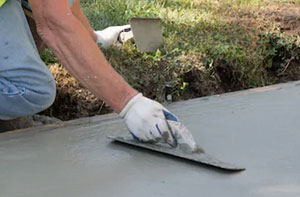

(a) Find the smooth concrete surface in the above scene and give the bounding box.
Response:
[1,81,300,197]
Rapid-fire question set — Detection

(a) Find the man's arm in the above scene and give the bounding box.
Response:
[28,0,198,151]
[70,0,131,49]
[29,0,137,113]
[70,0,97,42]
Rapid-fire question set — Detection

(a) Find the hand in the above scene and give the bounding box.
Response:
[94,24,131,49]
[120,93,199,152]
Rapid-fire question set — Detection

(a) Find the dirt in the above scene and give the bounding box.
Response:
[41,64,112,121]
[260,5,300,83]
[224,4,300,37]
[40,4,300,121]
[0,115,62,132]
[264,6,300,36]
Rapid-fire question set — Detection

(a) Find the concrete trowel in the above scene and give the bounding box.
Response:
[108,136,245,171]
[118,17,163,52]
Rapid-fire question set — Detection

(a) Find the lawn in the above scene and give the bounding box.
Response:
[42,0,300,120]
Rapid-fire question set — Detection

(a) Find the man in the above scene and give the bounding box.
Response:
[0,0,197,151]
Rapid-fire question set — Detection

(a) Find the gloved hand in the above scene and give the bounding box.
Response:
[120,93,199,152]
[94,25,130,49]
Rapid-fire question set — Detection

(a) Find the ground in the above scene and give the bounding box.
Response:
[41,0,300,121]
[41,64,112,120]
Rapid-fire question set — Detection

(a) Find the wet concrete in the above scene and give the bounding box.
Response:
[1,81,300,197]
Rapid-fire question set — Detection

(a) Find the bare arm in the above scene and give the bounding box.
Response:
[70,0,97,42]
[29,0,137,113]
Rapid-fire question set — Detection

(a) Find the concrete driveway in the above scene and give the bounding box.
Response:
[1,81,300,197]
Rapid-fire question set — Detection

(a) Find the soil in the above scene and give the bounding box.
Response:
[41,4,300,121]
[41,64,112,121]
[264,6,300,36]
[0,115,62,132]
[224,4,300,37]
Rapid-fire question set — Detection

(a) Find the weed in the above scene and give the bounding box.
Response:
[45,0,300,105]
[258,30,300,75]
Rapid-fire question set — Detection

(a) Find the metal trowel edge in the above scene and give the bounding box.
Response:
[108,136,245,172]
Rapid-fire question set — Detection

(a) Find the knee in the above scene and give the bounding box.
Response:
[25,77,57,113]
[0,77,56,120]
[18,77,57,116]
[40,79,56,109]
[45,79,56,108]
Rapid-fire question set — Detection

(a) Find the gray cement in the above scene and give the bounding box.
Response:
[1,81,300,197]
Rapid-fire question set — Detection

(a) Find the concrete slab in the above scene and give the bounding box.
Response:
[1,81,300,197]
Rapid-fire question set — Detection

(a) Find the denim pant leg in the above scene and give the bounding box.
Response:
[0,0,56,120]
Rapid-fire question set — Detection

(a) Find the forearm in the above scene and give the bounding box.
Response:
[31,3,137,113]
[70,0,97,42]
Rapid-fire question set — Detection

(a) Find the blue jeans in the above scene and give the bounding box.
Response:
[0,0,75,120]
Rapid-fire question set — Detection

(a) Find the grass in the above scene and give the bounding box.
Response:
[43,0,300,102]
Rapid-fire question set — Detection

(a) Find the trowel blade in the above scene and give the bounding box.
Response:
[130,17,163,52]
[108,136,245,171]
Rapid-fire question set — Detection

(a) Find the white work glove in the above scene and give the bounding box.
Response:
[120,93,199,152]
[94,25,130,49]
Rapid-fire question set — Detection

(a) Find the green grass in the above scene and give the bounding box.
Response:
[43,0,300,101]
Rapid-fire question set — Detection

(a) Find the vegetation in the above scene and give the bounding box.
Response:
[42,0,300,119]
